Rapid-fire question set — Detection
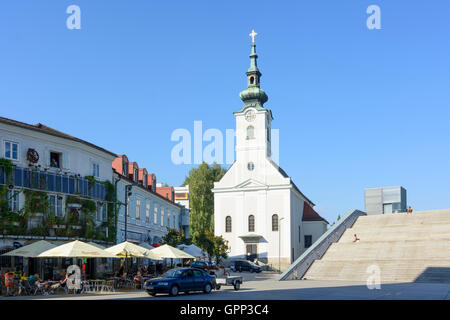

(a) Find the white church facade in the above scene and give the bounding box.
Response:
[213,31,328,271]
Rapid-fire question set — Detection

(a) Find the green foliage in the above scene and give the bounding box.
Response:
[0,158,13,176]
[162,228,190,247]
[183,162,226,243]
[196,231,229,264]
[23,190,49,217]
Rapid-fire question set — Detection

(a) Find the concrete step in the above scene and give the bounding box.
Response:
[305,259,450,282]
[304,209,450,283]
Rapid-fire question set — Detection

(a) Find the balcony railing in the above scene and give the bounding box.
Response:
[0,165,108,201]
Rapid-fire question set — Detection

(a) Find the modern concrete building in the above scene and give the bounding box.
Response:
[365,186,407,215]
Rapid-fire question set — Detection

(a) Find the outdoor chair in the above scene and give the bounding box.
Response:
[31,283,46,296]
[18,280,32,296]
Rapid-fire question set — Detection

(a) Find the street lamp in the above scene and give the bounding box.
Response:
[124,184,133,241]
[278,217,285,274]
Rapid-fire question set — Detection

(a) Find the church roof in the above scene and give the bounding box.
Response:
[302,202,329,224]
[269,159,315,207]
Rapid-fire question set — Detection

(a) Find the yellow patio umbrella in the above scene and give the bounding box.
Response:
[149,244,195,259]
[37,240,117,258]
[2,240,57,258]
[105,241,162,260]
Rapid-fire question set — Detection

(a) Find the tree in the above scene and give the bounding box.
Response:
[161,228,190,247]
[183,162,226,243]
[196,231,229,264]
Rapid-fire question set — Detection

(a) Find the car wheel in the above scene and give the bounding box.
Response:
[169,285,179,296]
[203,283,212,294]
[234,281,241,290]
[147,291,156,297]
[215,285,221,290]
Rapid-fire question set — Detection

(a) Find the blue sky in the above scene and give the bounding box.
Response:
[1,1,449,224]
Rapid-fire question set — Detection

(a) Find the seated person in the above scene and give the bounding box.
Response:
[133,271,144,289]
[50,271,69,293]
[28,273,37,285]
[34,274,50,295]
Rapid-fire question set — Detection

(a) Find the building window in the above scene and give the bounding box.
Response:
[161,208,164,226]
[246,126,255,140]
[122,161,128,176]
[134,169,138,182]
[168,213,171,228]
[225,216,232,233]
[248,215,255,232]
[304,235,312,248]
[143,176,147,187]
[272,214,278,231]
[247,162,255,171]
[96,203,102,221]
[50,152,62,168]
[7,190,19,212]
[136,199,141,220]
[154,205,158,224]
[146,201,150,223]
[92,163,100,177]
[49,195,63,216]
[102,203,107,221]
[4,141,19,161]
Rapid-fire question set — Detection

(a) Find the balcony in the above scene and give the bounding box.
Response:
[0,165,108,201]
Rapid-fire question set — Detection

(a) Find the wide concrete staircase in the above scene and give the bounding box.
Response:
[304,209,450,283]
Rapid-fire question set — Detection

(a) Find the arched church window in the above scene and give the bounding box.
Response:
[225,216,232,233]
[272,214,279,231]
[249,76,255,85]
[248,215,255,232]
[247,126,255,140]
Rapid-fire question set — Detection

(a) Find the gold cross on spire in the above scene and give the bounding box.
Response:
[249,29,258,44]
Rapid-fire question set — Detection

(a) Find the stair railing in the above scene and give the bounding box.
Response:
[278,209,366,281]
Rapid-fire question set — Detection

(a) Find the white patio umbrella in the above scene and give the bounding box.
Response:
[177,244,207,259]
[105,241,162,260]
[2,240,57,258]
[150,244,195,259]
[37,240,117,258]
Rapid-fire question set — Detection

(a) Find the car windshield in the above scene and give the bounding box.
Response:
[161,269,183,278]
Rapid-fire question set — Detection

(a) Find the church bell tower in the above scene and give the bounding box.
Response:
[234,30,273,164]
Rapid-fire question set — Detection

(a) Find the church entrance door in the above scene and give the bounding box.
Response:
[246,244,258,261]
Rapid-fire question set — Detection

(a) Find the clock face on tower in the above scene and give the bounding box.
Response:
[245,110,256,122]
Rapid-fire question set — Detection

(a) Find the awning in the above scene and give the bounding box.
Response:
[238,233,264,241]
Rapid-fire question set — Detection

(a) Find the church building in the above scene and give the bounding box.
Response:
[212,31,328,271]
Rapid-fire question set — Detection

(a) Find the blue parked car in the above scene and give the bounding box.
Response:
[144,268,216,297]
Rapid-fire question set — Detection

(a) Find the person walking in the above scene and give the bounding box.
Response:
[408,206,413,214]
[353,234,360,243]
